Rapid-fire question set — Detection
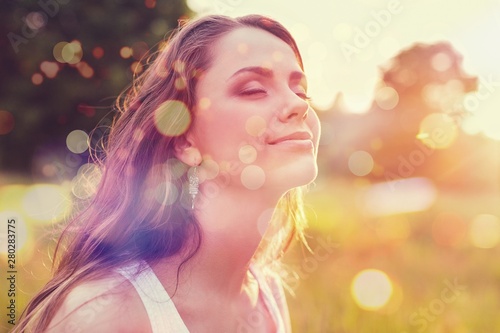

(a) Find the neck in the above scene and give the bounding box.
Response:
[153,178,284,303]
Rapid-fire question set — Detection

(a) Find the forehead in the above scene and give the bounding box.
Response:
[206,27,302,79]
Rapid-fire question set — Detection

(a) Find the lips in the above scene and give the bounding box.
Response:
[268,131,313,145]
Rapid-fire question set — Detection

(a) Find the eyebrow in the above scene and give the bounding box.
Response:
[227,66,308,87]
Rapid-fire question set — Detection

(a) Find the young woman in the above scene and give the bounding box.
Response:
[14,14,320,332]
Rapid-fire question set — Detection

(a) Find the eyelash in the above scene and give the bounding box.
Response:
[240,89,311,101]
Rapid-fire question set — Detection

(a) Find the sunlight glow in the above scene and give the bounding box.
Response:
[22,184,72,224]
[351,269,393,311]
[470,214,500,249]
[363,177,437,216]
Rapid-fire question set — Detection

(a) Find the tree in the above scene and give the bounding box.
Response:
[0,0,191,180]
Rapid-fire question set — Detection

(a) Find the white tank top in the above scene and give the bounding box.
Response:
[116,261,291,333]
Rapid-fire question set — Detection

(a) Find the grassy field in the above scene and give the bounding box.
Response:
[1,176,499,332]
[286,177,500,333]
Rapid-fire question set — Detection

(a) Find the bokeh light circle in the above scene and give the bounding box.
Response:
[469,214,500,249]
[374,86,399,110]
[22,184,72,224]
[351,269,393,311]
[245,116,267,137]
[239,145,258,164]
[418,113,458,149]
[66,130,89,154]
[61,41,83,64]
[154,100,191,137]
[53,41,68,63]
[200,158,220,181]
[348,151,374,176]
[153,181,178,206]
[241,165,265,190]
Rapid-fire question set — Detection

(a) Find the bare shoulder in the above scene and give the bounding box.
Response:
[46,272,151,333]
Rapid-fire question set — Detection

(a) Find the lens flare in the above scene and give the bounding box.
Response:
[374,86,399,110]
[469,214,500,249]
[348,151,374,176]
[241,165,265,190]
[239,145,258,164]
[22,184,72,224]
[351,269,394,311]
[71,163,102,200]
[66,130,89,154]
[245,116,266,137]
[417,113,458,149]
[61,41,83,64]
[154,100,191,137]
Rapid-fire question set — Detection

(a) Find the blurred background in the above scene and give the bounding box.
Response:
[1,0,499,332]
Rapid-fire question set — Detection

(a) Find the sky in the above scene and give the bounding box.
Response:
[186,0,500,132]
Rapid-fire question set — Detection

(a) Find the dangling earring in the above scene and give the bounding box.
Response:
[188,165,199,209]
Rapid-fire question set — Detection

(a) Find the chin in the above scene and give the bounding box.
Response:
[270,160,318,191]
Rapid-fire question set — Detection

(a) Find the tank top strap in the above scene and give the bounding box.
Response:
[115,261,190,333]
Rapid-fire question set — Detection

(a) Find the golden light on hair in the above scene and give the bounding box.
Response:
[469,214,500,249]
[173,60,185,72]
[154,100,191,137]
[71,163,102,200]
[239,145,257,164]
[175,77,187,90]
[22,184,72,224]
[66,130,89,154]
[131,61,143,75]
[241,165,265,190]
[245,115,266,137]
[133,128,145,142]
[351,269,394,311]
[257,208,275,236]
[417,113,458,149]
[374,86,399,110]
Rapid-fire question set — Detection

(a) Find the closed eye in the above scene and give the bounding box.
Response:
[240,89,267,96]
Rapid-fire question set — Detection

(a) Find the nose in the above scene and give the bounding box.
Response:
[277,91,309,122]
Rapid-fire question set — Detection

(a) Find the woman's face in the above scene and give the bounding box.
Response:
[191,27,320,193]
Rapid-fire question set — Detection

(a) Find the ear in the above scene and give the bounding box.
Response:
[173,134,202,166]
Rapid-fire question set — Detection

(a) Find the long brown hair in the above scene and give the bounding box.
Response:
[14,14,308,332]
